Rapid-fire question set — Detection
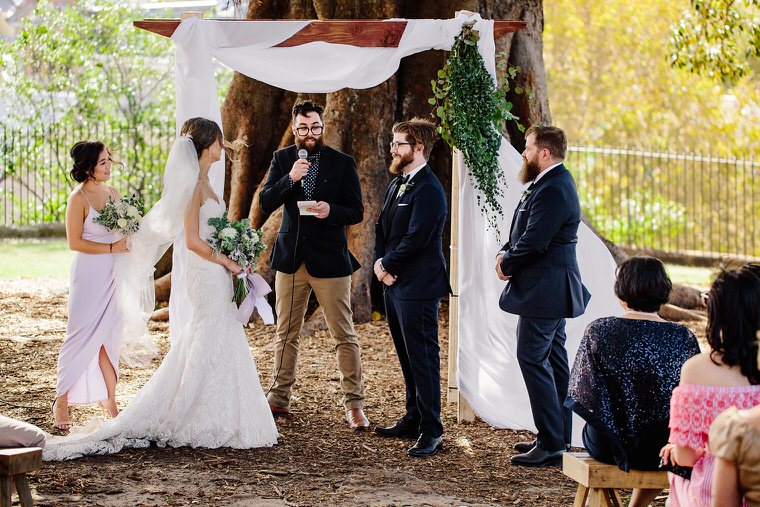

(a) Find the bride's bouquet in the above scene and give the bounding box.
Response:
[94,194,144,236]
[206,212,267,304]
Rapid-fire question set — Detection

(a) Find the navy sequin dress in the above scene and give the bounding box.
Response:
[566,317,700,471]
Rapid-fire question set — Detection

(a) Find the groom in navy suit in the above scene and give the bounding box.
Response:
[496,125,590,467]
[373,118,450,457]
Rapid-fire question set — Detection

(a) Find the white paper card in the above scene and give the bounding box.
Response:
[297,200,318,216]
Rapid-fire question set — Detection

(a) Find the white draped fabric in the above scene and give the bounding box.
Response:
[169,13,622,444]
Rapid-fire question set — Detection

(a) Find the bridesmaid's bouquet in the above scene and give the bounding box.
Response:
[94,194,144,236]
[206,212,267,304]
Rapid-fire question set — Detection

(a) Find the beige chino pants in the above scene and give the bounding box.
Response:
[268,264,365,410]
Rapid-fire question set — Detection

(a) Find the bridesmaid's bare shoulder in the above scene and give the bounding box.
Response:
[67,186,87,207]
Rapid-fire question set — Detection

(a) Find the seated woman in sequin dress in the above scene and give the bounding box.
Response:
[567,256,700,507]
[660,265,760,507]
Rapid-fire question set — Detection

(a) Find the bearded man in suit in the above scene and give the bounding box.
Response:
[260,100,369,430]
[373,118,450,457]
[496,124,591,467]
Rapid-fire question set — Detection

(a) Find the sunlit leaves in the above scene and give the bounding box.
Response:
[670,0,759,83]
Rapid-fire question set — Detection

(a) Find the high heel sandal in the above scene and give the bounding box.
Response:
[51,399,72,431]
[98,400,119,419]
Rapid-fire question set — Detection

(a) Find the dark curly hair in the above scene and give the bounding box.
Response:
[69,141,109,183]
[292,100,324,123]
[614,256,672,312]
[180,117,223,158]
[706,267,760,384]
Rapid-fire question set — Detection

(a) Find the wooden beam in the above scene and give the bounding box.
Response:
[133,19,527,46]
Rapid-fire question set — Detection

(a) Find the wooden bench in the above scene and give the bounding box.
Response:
[0,448,43,507]
[562,452,669,507]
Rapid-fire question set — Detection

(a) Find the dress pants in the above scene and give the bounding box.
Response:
[516,316,572,452]
[268,264,365,410]
[384,291,443,438]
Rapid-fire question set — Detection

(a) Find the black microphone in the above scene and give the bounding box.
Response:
[297,149,310,198]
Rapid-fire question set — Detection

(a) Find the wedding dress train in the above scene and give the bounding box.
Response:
[44,198,278,460]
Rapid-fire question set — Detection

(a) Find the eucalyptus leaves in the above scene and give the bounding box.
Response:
[430,21,524,235]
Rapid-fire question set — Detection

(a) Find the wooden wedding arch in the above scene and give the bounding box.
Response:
[135,13,527,423]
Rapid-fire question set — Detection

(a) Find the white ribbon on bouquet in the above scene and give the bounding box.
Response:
[236,273,274,326]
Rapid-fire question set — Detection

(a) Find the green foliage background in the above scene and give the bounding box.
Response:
[544,0,759,155]
[545,0,759,257]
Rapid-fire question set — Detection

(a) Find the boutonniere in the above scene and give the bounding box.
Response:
[520,189,533,202]
[398,181,415,197]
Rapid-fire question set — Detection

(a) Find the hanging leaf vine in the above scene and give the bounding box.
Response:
[429,21,529,235]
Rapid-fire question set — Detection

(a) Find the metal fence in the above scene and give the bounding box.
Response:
[0,122,175,227]
[1,124,759,259]
[567,146,759,259]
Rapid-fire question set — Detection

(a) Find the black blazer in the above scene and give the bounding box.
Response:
[260,145,363,278]
[498,164,591,319]
[374,165,450,300]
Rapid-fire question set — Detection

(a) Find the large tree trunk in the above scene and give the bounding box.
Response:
[217,0,582,323]
[153,0,701,319]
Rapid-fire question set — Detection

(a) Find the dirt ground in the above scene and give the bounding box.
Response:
[0,278,697,506]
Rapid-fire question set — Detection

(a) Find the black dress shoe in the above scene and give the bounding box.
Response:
[374,421,419,439]
[514,439,571,453]
[513,439,537,453]
[408,434,443,457]
[510,445,563,467]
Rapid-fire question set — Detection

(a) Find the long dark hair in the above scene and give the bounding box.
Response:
[707,267,760,384]
[69,141,107,183]
[180,118,223,158]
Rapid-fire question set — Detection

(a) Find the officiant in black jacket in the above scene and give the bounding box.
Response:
[259,100,369,431]
[496,124,591,467]
[373,118,450,458]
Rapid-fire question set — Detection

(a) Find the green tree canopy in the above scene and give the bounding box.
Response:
[1,0,174,128]
[544,0,760,155]
[670,0,759,84]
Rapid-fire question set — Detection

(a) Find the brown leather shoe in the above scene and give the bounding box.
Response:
[346,408,369,430]
[268,402,290,417]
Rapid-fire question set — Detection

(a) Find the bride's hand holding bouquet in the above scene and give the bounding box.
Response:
[206,211,266,303]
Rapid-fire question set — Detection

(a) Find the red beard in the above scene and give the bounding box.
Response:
[519,156,541,184]
[389,150,414,175]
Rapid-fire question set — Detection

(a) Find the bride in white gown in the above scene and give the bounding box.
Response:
[44,118,278,460]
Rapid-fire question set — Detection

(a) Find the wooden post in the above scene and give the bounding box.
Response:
[447,150,475,422]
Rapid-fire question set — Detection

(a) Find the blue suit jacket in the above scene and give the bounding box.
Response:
[498,163,590,319]
[374,165,451,300]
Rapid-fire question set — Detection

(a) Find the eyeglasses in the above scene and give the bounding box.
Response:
[389,141,415,150]
[295,125,324,136]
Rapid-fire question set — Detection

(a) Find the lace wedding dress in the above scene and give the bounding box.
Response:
[43,198,278,460]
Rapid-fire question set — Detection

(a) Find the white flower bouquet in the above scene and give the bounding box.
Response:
[94,194,144,236]
[206,211,267,304]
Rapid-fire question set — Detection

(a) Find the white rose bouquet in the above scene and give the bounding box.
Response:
[94,194,144,236]
[206,211,267,304]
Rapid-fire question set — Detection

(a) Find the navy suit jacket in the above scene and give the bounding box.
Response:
[498,163,590,319]
[374,165,450,300]
[260,145,363,277]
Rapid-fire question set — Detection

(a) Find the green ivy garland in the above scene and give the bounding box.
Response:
[430,21,526,235]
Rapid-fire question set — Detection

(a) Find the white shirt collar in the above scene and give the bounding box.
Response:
[533,161,563,184]
[403,162,427,181]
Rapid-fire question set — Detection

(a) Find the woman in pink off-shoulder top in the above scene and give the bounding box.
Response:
[660,265,760,507]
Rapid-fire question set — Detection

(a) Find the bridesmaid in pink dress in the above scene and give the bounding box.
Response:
[53,141,130,431]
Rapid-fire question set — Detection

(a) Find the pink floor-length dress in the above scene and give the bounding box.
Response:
[56,193,122,404]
